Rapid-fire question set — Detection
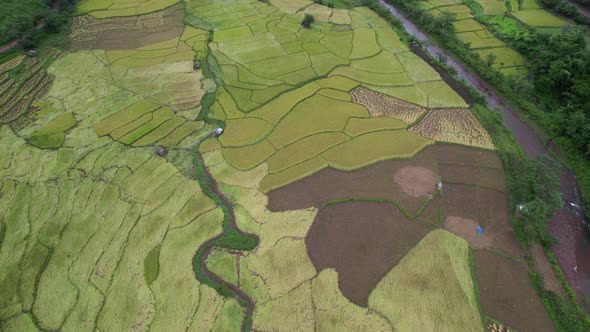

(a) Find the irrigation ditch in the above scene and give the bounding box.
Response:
[191,148,258,332]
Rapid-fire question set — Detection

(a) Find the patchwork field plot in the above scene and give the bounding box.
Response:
[267,144,440,214]
[0,127,234,331]
[0,50,58,131]
[307,201,432,305]
[511,9,570,27]
[420,0,526,74]
[443,183,522,258]
[28,112,77,149]
[77,0,180,18]
[0,0,555,330]
[410,108,495,149]
[368,230,483,331]
[351,86,426,124]
[187,0,467,112]
[474,249,556,331]
[70,4,185,50]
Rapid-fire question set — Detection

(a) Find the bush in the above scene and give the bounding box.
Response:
[301,14,315,28]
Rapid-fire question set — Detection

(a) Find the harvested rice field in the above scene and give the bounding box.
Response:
[0,0,564,331]
[70,4,185,50]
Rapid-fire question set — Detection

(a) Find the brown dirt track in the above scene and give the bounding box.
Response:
[473,249,556,332]
[69,4,184,51]
[531,244,564,296]
[305,201,432,306]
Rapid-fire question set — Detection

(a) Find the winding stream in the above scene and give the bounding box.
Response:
[378,0,590,305]
[192,152,257,332]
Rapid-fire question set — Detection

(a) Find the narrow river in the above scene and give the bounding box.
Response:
[378,0,590,306]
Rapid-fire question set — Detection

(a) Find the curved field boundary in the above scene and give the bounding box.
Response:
[191,148,259,332]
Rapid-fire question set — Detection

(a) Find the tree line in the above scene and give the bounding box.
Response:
[0,0,80,48]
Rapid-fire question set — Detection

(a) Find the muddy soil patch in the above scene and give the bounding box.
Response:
[474,249,556,332]
[306,201,432,306]
[394,166,438,197]
[439,163,506,191]
[70,4,184,51]
[435,144,503,168]
[443,183,521,257]
[268,145,439,216]
[444,216,492,249]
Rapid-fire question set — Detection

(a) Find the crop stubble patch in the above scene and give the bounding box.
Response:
[70,4,185,50]
[410,108,495,150]
[306,201,432,306]
[350,86,426,124]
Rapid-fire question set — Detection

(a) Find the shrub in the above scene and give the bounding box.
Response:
[301,14,315,28]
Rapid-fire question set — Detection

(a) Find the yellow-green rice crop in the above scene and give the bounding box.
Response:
[368,230,483,331]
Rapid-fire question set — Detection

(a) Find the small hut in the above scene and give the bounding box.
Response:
[193,60,201,70]
[436,181,443,193]
[212,127,224,137]
[516,204,528,219]
[155,146,168,157]
[26,49,37,57]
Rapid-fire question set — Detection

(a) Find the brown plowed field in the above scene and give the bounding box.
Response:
[269,143,523,305]
[306,201,432,306]
[435,143,503,168]
[473,249,556,332]
[443,183,521,258]
[70,4,184,51]
[267,145,440,216]
[439,163,506,191]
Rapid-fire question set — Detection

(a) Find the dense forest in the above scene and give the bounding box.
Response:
[512,29,590,158]
[572,0,590,9]
[0,0,79,47]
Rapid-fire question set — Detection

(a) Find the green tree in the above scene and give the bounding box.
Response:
[301,14,315,28]
[486,53,497,67]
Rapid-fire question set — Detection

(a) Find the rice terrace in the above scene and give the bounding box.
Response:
[1,0,590,331]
